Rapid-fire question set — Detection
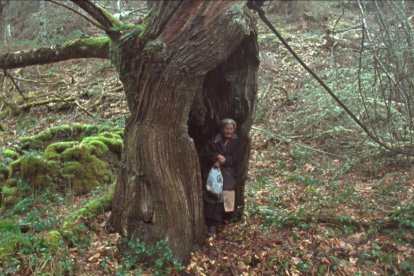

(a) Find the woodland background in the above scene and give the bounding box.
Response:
[0,0,413,275]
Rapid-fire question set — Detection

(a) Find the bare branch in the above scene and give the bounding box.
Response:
[248,1,393,151]
[0,37,110,70]
[2,69,27,100]
[46,0,107,30]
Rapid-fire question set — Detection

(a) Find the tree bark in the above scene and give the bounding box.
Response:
[0,37,110,69]
[109,1,258,262]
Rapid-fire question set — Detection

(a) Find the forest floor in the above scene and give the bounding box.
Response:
[1,2,413,275]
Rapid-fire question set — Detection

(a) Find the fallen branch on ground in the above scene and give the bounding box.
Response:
[0,97,76,120]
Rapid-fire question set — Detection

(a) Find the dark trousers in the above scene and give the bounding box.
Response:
[204,201,224,227]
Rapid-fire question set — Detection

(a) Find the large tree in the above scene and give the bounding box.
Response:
[0,0,259,261]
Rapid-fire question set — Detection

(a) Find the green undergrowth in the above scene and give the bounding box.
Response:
[0,123,124,211]
[0,182,114,275]
[115,239,183,275]
[0,122,125,274]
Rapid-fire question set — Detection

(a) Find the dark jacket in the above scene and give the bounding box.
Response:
[205,132,239,191]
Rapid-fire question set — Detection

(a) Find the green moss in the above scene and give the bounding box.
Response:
[7,124,122,198]
[20,155,51,190]
[43,230,62,249]
[61,37,111,49]
[44,139,114,195]
[0,163,8,182]
[113,128,125,138]
[139,7,154,38]
[61,183,114,240]
[60,145,89,161]
[1,184,21,208]
[8,158,22,178]
[0,234,31,258]
[82,131,123,157]
[44,141,78,160]
[63,183,114,230]
[20,124,102,150]
[61,154,111,195]
[82,140,109,158]
[94,2,124,29]
[2,149,19,160]
[79,124,101,139]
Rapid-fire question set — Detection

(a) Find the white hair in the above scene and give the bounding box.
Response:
[220,118,237,129]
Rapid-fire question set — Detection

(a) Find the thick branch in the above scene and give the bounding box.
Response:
[0,37,110,70]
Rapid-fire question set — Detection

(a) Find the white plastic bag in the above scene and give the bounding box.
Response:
[206,167,223,197]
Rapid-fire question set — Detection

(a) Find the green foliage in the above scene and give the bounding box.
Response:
[389,203,414,229]
[0,177,115,274]
[0,210,72,275]
[117,239,183,275]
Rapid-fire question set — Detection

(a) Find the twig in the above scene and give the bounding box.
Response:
[0,71,66,84]
[75,100,99,119]
[50,92,101,120]
[3,69,27,100]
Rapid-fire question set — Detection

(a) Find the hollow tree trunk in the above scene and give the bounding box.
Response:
[109,1,259,261]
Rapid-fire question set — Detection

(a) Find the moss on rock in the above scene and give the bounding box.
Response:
[19,124,102,150]
[81,131,123,157]
[44,141,78,160]
[1,180,21,209]
[61,153,111,195]
[7,158,22,178]
[1,124,123,202]
[43,230,63,249]
[82,140,109,158]
[0,163,8,183]
[20,155,52,190]
[2,149,19,160]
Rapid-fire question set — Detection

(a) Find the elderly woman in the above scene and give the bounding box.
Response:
[204,118,239,235]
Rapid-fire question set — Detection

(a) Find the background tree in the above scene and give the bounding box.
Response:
[0,0,259,261]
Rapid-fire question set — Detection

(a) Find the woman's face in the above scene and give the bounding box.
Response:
[221,123,235,139]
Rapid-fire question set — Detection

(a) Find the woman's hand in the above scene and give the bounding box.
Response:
[217,154,226,164]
